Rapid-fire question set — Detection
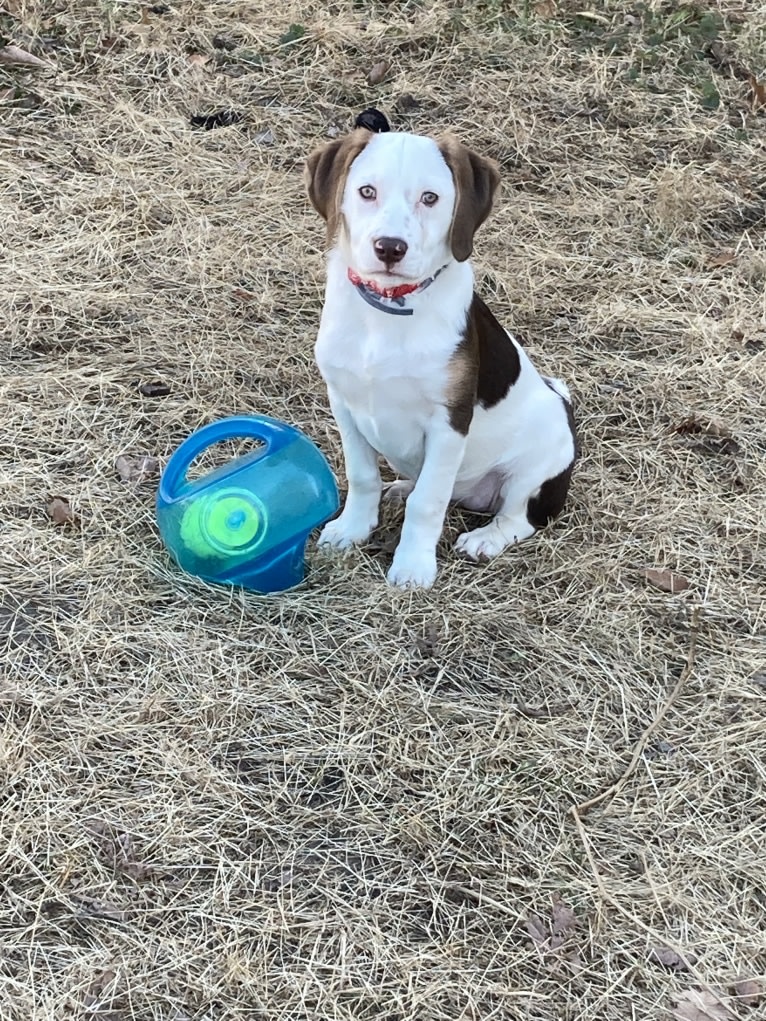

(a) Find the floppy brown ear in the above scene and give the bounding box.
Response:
[304,128,372,245]
[437,135,500,262]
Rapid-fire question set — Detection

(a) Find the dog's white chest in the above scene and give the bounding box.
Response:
[316,319,446,476]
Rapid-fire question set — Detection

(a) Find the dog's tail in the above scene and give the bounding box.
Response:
[544,376,571,403]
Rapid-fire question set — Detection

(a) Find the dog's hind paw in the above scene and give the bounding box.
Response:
[455,516,535,561]
[382,479,415,504]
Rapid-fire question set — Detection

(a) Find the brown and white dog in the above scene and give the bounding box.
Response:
[305,126,576,589]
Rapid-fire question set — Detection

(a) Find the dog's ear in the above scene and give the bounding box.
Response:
[437,135,500,263]
[304,129,372,245]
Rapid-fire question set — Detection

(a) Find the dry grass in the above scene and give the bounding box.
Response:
[2,1,766,1018]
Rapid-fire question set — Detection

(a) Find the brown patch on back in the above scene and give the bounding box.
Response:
[471,295,521,406]
[446,293,522,433]
[304,128,372,246]
[437,135,500,262]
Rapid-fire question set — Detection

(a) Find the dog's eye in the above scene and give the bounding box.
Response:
[359,185,376,201]
[421,191,439,206]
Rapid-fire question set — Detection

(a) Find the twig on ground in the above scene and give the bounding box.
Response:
[573,606,701,818]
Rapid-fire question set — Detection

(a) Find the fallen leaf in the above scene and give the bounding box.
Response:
[395,93,421,113]
[368,59,390,85]
[138,380,171,397]
[0,44,50,68]
[279,23,306,46]
[365,531,399,555]
[0,685,25,704]
[672,988,735,1020]
[190,109,243,130]
[187,53,211,67]
[560,949,585,975]
[704,40,730,71]
[645,738,676,758]
[525,913,548,945]
[99,36,125,53]
[527,900,583,974]
[693,435,740,456]
[642,568,690,594]
[253,128,276,146]
[670,417,740,455]
[650,945,696,970]
[672,416,726,437]
[551,892,577,936]
[731,976,762,1006]
[412,621,439,658]
[70,893,129,923]
[82,968,119,1008]
[534,0,557,16]
[700,80,720,111]
[212,35,236,51]
[115,454,159,483]
[707,251,737,268]
[86,819,155,881]
[47,496,75,527]
[748,74,766,110]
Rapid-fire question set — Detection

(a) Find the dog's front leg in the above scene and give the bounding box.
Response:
[387,416,466,590]
[319,396,381,550]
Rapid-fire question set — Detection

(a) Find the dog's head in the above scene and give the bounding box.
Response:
[305,129,500,283]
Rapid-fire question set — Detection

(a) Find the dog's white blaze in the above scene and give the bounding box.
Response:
[341,133,456,282]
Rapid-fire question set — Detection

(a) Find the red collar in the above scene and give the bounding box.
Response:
[347,268,421,299]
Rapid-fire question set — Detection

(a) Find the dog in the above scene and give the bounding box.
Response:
[304,124,576,590]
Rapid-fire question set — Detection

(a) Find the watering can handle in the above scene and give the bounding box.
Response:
[158,415,297,501]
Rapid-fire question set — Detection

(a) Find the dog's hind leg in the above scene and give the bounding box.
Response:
[454,460,572,561]
[382,479,415,504]
[454,494,536,560]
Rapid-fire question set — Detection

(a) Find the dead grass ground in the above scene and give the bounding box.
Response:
[2,1,765,1019]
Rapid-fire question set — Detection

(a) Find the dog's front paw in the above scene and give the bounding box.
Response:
[386,549,437,590]
[318,512,376,550]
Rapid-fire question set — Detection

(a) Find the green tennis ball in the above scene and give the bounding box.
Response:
[179,495,261,559]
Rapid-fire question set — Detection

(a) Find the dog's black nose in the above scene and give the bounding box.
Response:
[374,237,408,265]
